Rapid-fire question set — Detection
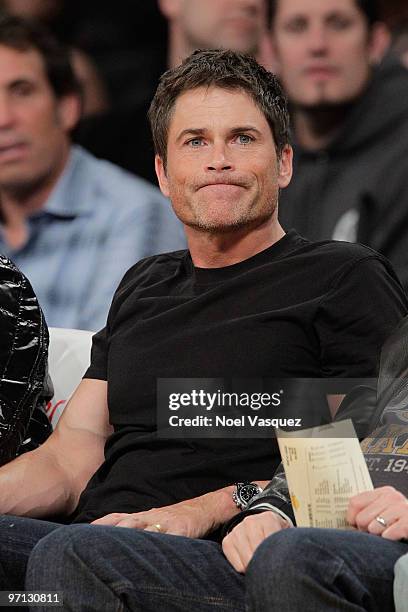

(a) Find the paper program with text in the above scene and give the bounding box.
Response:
[277,419,373,529]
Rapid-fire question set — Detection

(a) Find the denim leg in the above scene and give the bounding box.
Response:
[394,553,408,612]
[0,515,60,590]
[246,527,408,612]
[26,524,245,612]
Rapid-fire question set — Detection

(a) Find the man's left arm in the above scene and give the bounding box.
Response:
[91,480,269,538]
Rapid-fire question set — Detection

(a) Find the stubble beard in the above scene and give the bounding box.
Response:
[292,81,362,114]
[187,210,274,235]
[173,190,279,235]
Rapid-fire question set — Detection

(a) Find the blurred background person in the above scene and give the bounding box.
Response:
[0,0,110,117]
[270,0,408,290]
[377,0,408,68]
[75,0,272,185]
[0,15,185,332]
[159,0,267,68]
[390,24,408,68]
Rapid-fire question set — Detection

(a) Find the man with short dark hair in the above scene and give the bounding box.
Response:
[0,15,185,331]
[270,0,408,291]
[0,49,406,607]
[75,0,272,185]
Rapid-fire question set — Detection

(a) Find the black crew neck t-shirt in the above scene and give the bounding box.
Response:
[72,230,407,525]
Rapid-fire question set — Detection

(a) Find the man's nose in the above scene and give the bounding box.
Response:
[307,24,330,55]
[206,142,234,172]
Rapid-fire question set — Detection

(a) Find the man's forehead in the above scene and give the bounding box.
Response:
[274,0,360,20]
[0,44,47,80]
[169,86,264,131]
[181,0,265,15]
[172,86,257,110]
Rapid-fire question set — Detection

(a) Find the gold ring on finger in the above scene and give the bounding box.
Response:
[375,515,387,528]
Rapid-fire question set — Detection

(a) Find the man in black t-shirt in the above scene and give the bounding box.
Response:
[0,49,407,604]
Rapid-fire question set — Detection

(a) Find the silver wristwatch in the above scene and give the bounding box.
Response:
[232,482,263,510]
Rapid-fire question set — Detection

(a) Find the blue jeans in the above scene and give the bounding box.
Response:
[247,528,408,612]
[0,516,407,611]
[394,553,408,612]
[0,515,60,591]
[26,523,244,612]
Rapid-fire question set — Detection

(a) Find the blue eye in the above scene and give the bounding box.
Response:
[237,134,253,144]
[188,138,204,147]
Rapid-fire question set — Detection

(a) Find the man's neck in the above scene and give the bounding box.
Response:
[293,105,353,151]
[2,183,52,218]
[186,218,285,268]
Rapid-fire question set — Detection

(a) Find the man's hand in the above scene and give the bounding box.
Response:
[347,486,408,541]
[222,511,290,574]
[91,500,212,538]
[91,486,238,539]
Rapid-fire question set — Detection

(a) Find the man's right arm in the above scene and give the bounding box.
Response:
[0,379,112,518]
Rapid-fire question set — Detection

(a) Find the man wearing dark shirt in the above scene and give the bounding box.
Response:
[270,0,408,291]
[0,49,406,604]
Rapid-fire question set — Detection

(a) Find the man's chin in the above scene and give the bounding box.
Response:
[0,172,48,200]
[292,92,360,113]
[185,214,272,235]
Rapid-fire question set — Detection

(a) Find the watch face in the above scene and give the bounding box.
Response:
[239,483,260,505]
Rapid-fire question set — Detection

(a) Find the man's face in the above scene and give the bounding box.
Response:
[171,0,266,55]
[0,44,77,193]
[272,0,378,108]
[156,86,292,234]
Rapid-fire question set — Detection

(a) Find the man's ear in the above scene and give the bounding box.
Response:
[57,94,82,132]
[158,0,182,19]
[368,23,391,64]
[155,155,170,197]
[277,145,293,189]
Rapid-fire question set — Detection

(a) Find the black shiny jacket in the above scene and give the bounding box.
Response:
[0,255,49,466]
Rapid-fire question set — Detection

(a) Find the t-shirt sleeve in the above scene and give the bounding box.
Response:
[315,255,408,387]
[84,325,108,381]
[83,277,123,381]
[82,260,142,381]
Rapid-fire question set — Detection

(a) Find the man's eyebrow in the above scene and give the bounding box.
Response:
[230,126,262,136]
[7,77,35,88]
[280,12,304,21]
[176,128,206,143]
[325,10,353,20]
[283,9,351,22]
[176,126,262,142]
